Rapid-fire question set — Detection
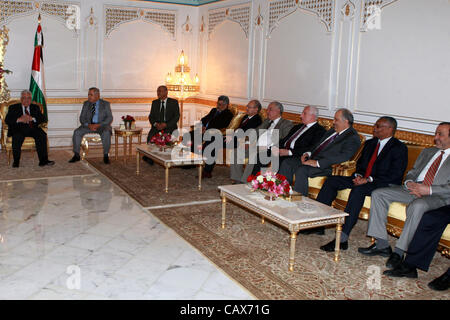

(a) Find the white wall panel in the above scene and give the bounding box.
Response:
[356,0,450,121]
[205,20,248,98]
[264,9,332,107]
[102,20,177,93]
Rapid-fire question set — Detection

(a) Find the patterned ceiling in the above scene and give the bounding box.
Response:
[133,0,223,6]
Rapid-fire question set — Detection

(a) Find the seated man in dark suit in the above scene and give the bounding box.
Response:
[278,108,361,197]
[227,99,263,183]
[185,95,234,177]
[264,105,326,173]
[5,90,54,167]
[315,116,408,247]
[143,85,180,165]
[383,205,450,291]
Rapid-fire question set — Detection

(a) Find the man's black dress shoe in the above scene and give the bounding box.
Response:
[320,239,348,252]
[428,271,450,291]
[383,262,417,278]
[358,243,392,257]
[299,227,325,235]
[39,160,55,167]
[12,162,19,168]
[142,156,154,165]
[69,154,81,163]
[181,165,196,169]
[386,252,403,269]
[103,154,110,164]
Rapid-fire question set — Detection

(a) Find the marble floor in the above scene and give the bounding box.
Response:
[0,161,254,300]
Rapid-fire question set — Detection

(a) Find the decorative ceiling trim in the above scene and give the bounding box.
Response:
[104,5,176,39]
[0,1,81,35]
[360,0,399,31]
[268,0,335,37]
[208,3,251,39]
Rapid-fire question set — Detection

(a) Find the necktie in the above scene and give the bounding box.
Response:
[91,103,96,123]
[364,141,380,178]
[311,133,338,159]
[239,116,249,129]
[24,106,33,128]
[284,125,306,149]
[160,100,165,122]
[422,151,444,186]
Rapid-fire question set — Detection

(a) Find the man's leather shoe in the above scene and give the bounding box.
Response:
[428,271,450,291]
[69,154,80,163]
[142,156,154,165]
[300,227,325,235]
[202,171,212,179]
[383,262,418,278]
[386,252,403,269]
[358,243,392,257]
[320,239,348,252]
[103,154,110,164]
[12,162,19,168]
[39,160,55,167]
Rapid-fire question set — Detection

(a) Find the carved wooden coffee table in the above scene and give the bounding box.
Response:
[136,144,205,193]
[218,184,348,271]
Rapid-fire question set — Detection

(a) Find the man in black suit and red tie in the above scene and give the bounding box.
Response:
[5,90,54,168]
[314,116,408,249]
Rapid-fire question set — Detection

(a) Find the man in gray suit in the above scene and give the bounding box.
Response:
[279,108,361,197]
[359,122,450,270]
[230,101,293,183]
[69,87,113,164]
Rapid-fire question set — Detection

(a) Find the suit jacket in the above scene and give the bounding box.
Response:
[79,99,113,131]
[5,103,46,137]
[279,122,326,157]
[354,137,408,187]
[310,126,361,171]
[404,147,450,204]
[257,118,294,145]
[238,114,262,132]
[201,107,234,130]
[147,97,180,141]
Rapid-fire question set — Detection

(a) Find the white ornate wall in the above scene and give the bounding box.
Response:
[1,0,449,148]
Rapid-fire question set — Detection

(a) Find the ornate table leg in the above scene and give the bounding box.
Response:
[261,216,265,224]
[128,136,132,159]
[289,232,297,272]
[165,166,169,193]
[221,194,227,229]
[115,134,119,160]
[136,150,140,175]
[334,222,342,262]
[123,136,128,164]
[198,164,202,190]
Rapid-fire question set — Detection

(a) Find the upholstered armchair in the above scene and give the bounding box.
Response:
[0,99,48,165]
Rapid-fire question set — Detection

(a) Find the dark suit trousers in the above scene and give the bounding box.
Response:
[404,206,450,272]
[316,176,378,236]
[12,125,48,163]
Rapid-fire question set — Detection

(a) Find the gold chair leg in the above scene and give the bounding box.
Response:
[7,150,11,165]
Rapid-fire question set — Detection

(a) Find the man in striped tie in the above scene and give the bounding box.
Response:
[314,117,407,249]
[359,122,450,270]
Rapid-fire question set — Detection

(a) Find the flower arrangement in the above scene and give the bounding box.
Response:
[121,115,135,122]
[247,171,293,198]
[150,130,174,148]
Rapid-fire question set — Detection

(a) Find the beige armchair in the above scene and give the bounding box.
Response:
[0,100,48,165]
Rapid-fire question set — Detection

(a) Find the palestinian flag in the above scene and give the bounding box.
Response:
[29,20,47,121]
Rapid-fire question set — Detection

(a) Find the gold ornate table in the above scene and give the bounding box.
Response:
[114,127,143,163]
[136,144,206,193]
[218,184,348,271]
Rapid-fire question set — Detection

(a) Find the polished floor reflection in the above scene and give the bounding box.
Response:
[0,173,253,300]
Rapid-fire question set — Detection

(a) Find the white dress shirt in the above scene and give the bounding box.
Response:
[257,117,281,147]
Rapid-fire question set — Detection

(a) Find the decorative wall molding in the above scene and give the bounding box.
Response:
[0,1,81,35]
[360,0,398,31]
[268,0,334,37]
[341,0,356,21]
[181,15,193,33]
[208,3,251,39]
[104,5,177,39]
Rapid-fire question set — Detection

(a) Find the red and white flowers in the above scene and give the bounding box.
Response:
[247,171,293,198]
[150,130,174,147]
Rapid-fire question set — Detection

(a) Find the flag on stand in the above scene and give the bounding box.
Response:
[29,16,47,121]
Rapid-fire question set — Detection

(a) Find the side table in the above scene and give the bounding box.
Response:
[114,127,143,163]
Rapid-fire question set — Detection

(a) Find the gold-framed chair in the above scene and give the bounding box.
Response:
[0,99,48,165]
